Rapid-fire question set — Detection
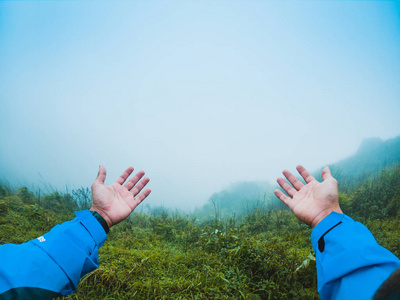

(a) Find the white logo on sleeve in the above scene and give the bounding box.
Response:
[37,236,46,242]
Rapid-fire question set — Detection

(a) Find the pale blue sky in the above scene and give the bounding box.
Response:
[0,1,399,209]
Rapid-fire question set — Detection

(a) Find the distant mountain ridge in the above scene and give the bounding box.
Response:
[202,135,400,217]
[199,180,275,219]
[316,135,400,190]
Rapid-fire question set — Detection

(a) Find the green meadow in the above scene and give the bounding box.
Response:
[0,163,399,299]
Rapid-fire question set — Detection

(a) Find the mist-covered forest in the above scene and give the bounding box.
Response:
[1,136,400,299]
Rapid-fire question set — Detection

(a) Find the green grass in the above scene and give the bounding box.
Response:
[1,164,400,299]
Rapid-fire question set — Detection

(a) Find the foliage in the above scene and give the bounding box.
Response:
[72,187,92,210]
[200,181,279,222]
[0,184,318,299]
[343,163,400,221]
[1,163,400,299]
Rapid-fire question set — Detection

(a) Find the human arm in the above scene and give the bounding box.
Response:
[310,211,400,299]
[0,165,150,299]
[274,165,400,299]
[0,210,108,299]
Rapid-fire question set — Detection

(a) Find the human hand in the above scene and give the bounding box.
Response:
[90,165,151,227]
[274,165,342,228]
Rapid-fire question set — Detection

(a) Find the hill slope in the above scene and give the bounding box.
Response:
[203,135,400,216]
[317,136,400,190]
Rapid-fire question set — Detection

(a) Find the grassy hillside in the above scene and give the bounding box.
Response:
[200,136,400,219]
[0,185,318,299]
[317,136,400,191]
[198,181,278,222]
[1,164,400,299]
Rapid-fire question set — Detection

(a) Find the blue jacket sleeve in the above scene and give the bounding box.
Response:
[0,210,108,298]
[311,212,400,299]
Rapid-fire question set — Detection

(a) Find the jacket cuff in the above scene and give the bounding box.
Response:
[311,211,345,253]
[75,210,108,247]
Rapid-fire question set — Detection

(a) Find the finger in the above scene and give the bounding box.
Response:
[115,167,134,185]
[130,177,150,197]
[321,166,333,181]
[124,170,145,190]
[132,188,151,206]
[274,189,292,207]
[277,177,297,197]
[96,165,107,184]
[282,170,304,190]
[296,165,315,183]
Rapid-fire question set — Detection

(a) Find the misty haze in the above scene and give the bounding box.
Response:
[0,1,400,299]
[1,1,399,212]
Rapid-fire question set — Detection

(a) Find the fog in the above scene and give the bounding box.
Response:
[1,1,399,210]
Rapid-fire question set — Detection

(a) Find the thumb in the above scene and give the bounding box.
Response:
[321,166,333,181]
[96,165,107,184]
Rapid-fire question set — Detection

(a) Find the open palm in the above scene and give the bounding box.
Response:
[91,165,151,227]
[274,165,342,228]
